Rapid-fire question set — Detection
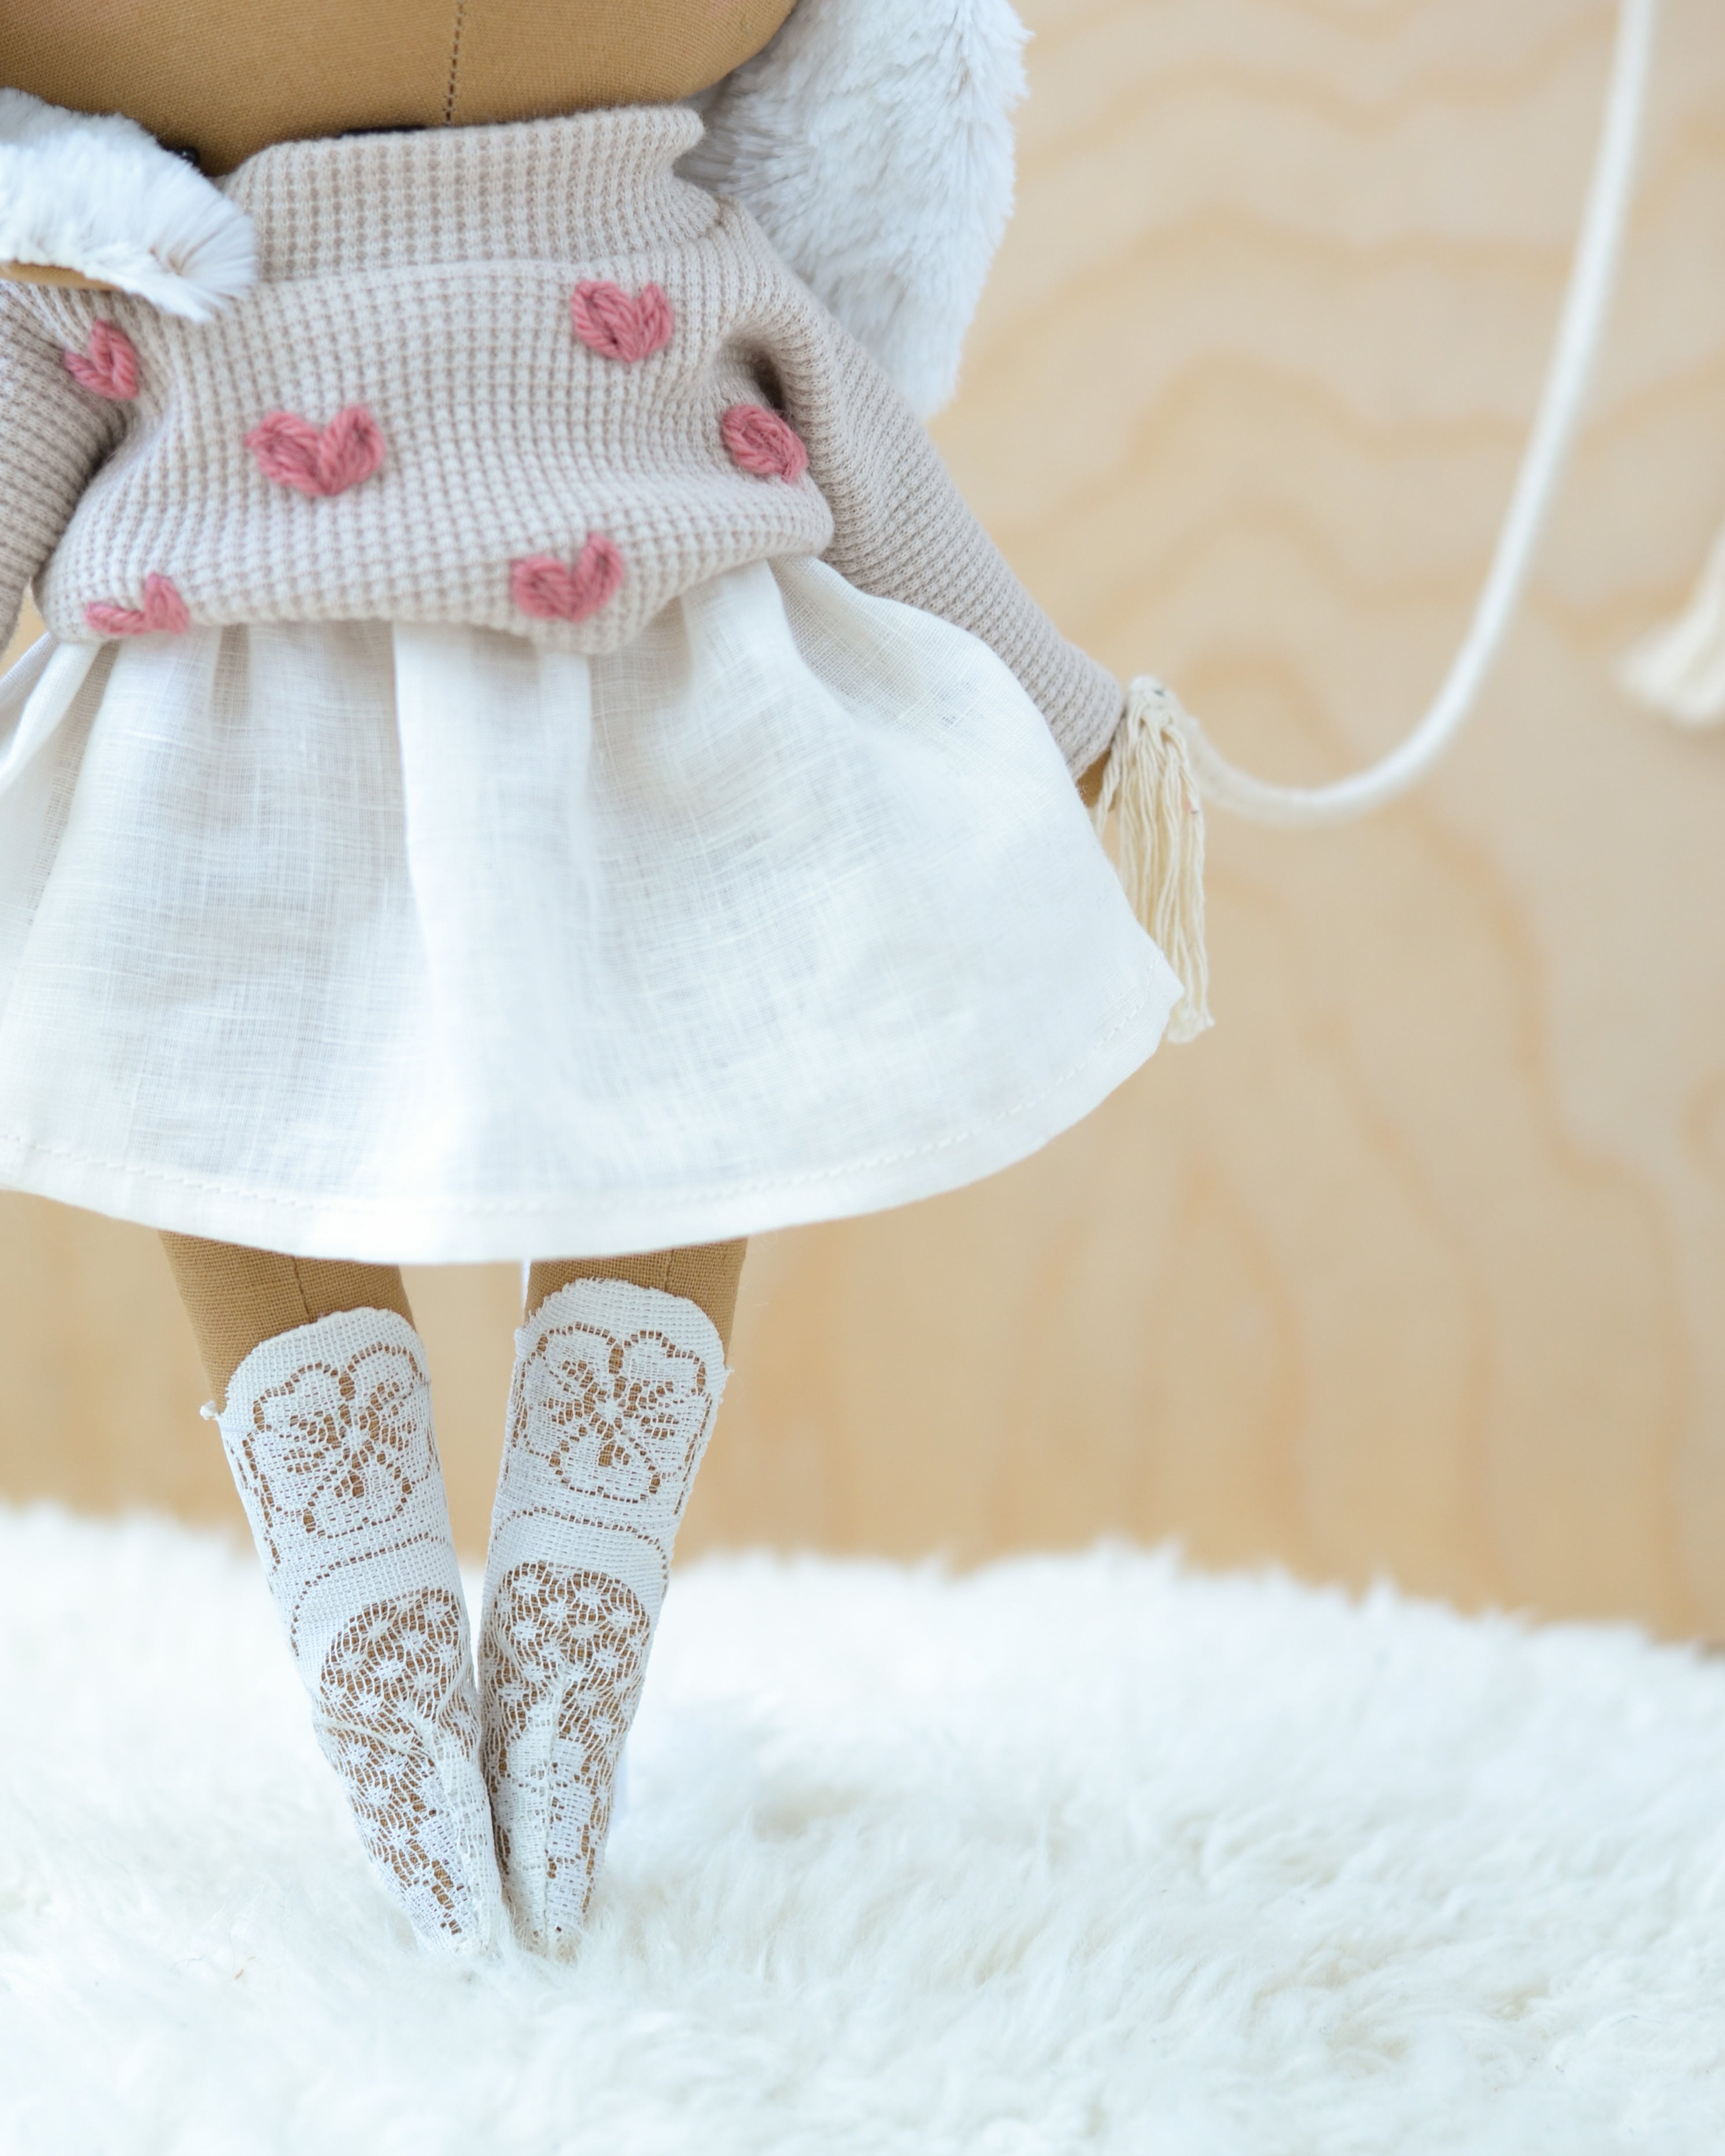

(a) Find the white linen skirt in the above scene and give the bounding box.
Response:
[0,556,1180,1261]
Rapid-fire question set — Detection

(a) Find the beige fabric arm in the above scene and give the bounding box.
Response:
[0,288,121,648]
[781,315,1125,778]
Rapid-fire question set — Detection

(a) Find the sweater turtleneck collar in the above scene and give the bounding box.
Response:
[224,105,715,281]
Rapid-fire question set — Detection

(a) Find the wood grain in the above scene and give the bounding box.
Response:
[2,0,1723,1634]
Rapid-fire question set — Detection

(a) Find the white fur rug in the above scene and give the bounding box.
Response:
[2,1505,1724,2153]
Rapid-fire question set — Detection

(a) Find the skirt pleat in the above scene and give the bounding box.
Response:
[0,559,1178,1259]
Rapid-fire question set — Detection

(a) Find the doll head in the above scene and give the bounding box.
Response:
[0,0,802,173]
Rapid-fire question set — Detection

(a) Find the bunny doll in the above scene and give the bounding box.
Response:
[0,0,1195,1956]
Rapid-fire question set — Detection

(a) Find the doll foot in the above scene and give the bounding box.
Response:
[480,1278,726,1954]
[216,1308,503,1954]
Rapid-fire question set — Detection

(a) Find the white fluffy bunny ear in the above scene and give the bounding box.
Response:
[0,89,254,322]
[682,0,1028,418]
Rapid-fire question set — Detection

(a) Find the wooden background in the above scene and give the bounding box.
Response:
[3,0,1724,1634]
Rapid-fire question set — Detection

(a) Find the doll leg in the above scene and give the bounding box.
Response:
[160,1233,503,1954]
[522,1241,746,1346]
[480,1239,745,1953]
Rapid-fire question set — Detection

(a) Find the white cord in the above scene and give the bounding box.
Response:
[1179,0,1659,828]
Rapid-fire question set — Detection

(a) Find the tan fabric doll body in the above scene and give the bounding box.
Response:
[0,0,1185,1955]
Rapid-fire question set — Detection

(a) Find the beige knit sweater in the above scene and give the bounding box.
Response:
[0,105,1121,775]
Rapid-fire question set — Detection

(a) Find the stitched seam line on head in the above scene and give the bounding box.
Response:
[444,0,468,125]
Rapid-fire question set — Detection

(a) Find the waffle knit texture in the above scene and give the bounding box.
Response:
[0,105,1122,775]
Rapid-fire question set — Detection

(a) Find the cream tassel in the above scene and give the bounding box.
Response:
[1092,678,1212,1044]
[1619,517,1725,726]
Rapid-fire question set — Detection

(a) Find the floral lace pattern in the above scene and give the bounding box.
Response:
[513,1318,714,1516]
[316,1586,489,1945]
[480,1562,651,1932]
[225,1335,436,1574]
[481,1280,726,1953]
[217,1308,502,1954]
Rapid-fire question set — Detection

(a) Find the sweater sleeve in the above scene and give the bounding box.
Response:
[773,307,1125,778]
[0,287,122,650]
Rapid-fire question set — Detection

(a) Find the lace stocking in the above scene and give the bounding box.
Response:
[214,1307,503,1953]
[480,1277,727,1953]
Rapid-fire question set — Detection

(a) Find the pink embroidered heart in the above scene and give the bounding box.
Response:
[84,573,190,638]
[570,281,674,363]
[510,536,626,622]
[721,403,808,483]
[64,320,139,402]
[245,405,386,498]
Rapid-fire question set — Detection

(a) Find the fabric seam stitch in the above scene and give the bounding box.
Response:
[0,982,1172,1214]
[443,1,468,127]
